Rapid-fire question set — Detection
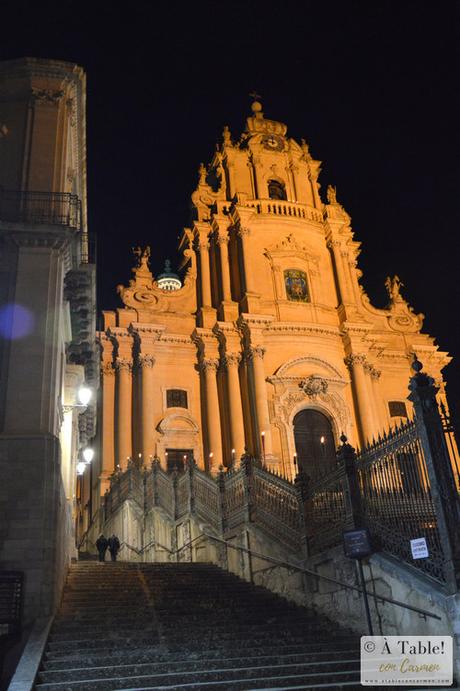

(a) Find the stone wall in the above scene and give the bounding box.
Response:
[0,434,75,624]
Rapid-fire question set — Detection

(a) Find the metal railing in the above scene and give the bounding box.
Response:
[0,188,82,230]
[0,571,23,639]
[102,361,460,594]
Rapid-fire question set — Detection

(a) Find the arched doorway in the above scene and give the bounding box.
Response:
[293,409,336,479]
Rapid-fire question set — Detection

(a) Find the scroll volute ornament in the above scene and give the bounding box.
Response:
[117,245,196,314]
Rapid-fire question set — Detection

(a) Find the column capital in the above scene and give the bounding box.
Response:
[344,353,367,369]
[138,354,155,369]
[224,352,242,368]
[216,232,230,246]
[101,362,115,377]
[237,226,251,239]
[246,345,266,361]
[200,357,219,373]
[115,357,133,373]
[363,361,381,379]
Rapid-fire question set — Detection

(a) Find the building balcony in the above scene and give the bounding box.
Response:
[215,198,323,223]
[0,188,82,230]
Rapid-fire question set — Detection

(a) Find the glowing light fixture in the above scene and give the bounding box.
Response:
[76,461,86,475]
[83,448,94,464]
[78,386,92,406]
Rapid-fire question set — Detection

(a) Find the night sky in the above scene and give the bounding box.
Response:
[1,1,459,424]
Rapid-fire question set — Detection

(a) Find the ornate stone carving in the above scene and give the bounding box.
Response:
[300,375,328,398]
[216,233,229,246]
[344,353,367,369]
[247,345,266,361]
[200,358,219,373]
[101,362,115,377]
[224,352,242,368]
[237,226,251,238]
[138,354,155,369]
[115,358,132,373]
[31,88,64,105]
[116,239,196,313]
[363,362,381,379]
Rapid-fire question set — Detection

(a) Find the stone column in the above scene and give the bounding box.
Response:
[201,358,222,472]
[139,354,155,461]
[345,354,374,447]
[115,358,133,469]
[238,226,255,294]
[199,236,212,308]
[217,233,232,302]
[101,362,115,492]
[248,346,273,458]
[224,352,245,462]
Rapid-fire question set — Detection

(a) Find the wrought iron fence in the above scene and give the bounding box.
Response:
[356,421,445,583]
[0,188,82,229]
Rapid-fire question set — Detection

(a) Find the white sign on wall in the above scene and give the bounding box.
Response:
[410,537,429,559]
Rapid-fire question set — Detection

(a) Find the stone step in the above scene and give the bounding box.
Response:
[42,648,359,672]
[44,639,357,662]
[35,661,361,689]
[38,657,361,684]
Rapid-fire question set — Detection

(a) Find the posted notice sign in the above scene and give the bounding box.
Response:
[343,528,372,559]
[410,537,429,560]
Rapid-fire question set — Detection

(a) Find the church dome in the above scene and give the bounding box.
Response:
[157,259,181,291]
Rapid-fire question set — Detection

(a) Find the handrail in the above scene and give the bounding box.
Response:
[175,532,442,621]
[77,509,101,550]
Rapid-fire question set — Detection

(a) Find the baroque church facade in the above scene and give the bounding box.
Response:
[97,99,450,494]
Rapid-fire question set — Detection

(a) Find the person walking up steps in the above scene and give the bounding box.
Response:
[108,534,120,561]
[96,534,108,562]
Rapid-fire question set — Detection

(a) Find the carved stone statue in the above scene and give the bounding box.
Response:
[222,125,231,145]
[132,246,151,271]
[327,185,337,204]
[385,275,404,303]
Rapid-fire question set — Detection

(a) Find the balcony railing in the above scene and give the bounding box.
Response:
[0,188,82,230]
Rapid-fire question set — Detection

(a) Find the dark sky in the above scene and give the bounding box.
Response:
[1,1,459,423]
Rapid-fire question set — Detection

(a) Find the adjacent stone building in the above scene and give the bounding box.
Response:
[0,58,97,622]
[97,100,451,496]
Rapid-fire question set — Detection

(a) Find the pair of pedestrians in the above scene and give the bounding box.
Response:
[96,533,120,562]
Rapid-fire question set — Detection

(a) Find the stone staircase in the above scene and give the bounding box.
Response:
[34,561,361,690]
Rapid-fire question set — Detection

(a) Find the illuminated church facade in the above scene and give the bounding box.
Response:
[97,100,450,493]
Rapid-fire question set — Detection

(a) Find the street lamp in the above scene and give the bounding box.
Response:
[77,386,92,406]
[82,447,94,464]
[76,461,86,475]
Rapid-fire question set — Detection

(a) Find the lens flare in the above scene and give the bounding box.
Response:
[0,303,35,339]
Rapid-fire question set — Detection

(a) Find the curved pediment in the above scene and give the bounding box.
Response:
[157,413,199,434]
[275,355,346,382]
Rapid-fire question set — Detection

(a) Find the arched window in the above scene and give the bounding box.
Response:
[268,179,287,200]
[293,409,336,479]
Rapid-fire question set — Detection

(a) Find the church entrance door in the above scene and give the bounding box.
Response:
[166,449,193,473]
[293,410,336,480]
